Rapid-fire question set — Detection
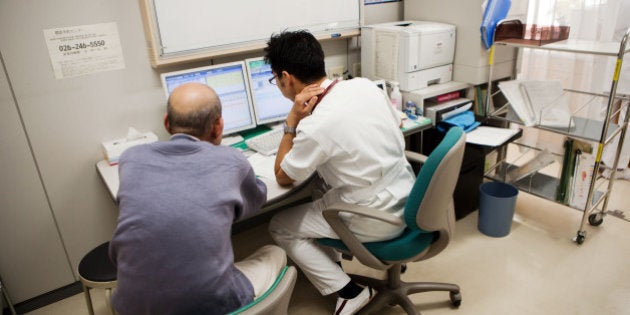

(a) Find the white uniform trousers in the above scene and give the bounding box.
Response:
[269,198,403,296]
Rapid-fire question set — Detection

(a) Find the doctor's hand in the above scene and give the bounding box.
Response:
[286,84,324,127]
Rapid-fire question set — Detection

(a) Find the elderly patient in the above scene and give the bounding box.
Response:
[109,82,286,315]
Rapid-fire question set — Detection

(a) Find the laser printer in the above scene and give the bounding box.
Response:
[361,21,456,91]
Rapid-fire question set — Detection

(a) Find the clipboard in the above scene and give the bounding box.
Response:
[480,0,512,49]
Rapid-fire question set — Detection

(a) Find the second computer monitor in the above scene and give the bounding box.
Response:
[160,61,257,136]
[245,57,293,125]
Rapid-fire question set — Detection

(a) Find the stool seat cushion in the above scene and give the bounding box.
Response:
[78,242,117,282]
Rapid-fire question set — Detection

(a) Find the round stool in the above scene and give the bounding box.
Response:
[78,241,117,315]
[1,273,18,315]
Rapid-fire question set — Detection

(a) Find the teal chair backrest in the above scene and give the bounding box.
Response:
[404,127,465,231]
[317,127,466,263]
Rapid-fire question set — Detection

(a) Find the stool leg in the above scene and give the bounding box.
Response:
[105,288,116,315]
[1,283,17,315]
[82,284,95,315]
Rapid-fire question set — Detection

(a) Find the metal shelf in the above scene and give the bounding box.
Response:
[495,39,630,57]
[484,24,630,243]
[485,161,605,212]
[489,108,621,143]
[487,89,623,143]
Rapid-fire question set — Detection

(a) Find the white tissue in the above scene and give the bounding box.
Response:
[126,127,143,141]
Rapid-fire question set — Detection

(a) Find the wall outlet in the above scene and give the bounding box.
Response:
[328,66,345,80]
[353,62,361,77]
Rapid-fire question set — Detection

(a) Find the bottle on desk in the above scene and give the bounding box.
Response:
[404,100,417,120]
[389,81,402,111]
[405,101,417,115]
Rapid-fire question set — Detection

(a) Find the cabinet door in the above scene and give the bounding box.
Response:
[0,58,75,303]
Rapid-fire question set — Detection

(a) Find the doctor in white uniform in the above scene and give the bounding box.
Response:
[264,30,416,315]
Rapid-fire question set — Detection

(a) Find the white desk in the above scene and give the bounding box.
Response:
[96,117,431,211]
[401,116,432,136]
[96,153,315,214]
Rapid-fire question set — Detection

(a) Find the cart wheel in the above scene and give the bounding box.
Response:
[588,213,604,226]
[450,291,462,308]
[575,233,586,245]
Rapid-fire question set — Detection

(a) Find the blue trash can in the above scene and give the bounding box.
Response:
[478,182,519,237]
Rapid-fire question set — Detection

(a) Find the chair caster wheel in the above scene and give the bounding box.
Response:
[450,291,462,308]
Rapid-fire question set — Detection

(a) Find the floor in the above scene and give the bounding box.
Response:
[22,178,630,315]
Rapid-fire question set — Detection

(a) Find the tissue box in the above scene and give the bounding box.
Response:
[102,131,158,165]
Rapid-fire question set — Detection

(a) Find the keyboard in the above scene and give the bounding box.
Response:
[245,128,284,156]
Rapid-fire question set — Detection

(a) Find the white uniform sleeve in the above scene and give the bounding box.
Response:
[280,132,328,182]
[384,91,402,126]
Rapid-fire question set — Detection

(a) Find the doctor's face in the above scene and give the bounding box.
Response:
[272,71,295,101]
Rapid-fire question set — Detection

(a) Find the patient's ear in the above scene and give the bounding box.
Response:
[210,117,224,145]
[164,113,171,134]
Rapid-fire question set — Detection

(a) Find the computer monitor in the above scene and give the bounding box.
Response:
[245,57,293,125]
[160,61,257,136]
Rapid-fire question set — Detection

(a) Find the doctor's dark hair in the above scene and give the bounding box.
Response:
[264,30,327,84]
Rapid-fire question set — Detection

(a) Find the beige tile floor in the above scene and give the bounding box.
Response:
[24,179,630,315]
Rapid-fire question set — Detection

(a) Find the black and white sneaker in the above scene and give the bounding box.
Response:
[334,286,374,315]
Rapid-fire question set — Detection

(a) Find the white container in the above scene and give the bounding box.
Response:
[390,81,402,111]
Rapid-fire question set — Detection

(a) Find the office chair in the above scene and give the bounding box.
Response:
[78,241,117,315]
[318,127,466,315]
[228,265,298,315]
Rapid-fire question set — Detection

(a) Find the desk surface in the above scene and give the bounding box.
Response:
[96,155,311,204]
[96,116,431,211]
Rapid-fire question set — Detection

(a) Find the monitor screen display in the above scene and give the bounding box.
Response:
[245,58,293,125]
[161,61,256,135]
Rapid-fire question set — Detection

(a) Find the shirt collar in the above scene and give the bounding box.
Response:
[320,78,334,89]
[170,133,200,142]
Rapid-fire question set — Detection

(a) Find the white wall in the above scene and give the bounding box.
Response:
[404,0,527,84]
[0,0,359,303]
[0,54,75,302]
[364,1,403,25]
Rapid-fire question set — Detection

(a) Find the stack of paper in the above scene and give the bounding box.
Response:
[466,126,520,147]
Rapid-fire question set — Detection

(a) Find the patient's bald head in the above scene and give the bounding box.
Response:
[165,82,223,144]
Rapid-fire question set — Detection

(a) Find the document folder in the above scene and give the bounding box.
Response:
[480,0,512,49]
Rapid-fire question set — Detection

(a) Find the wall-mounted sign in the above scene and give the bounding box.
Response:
[43,22,125,79]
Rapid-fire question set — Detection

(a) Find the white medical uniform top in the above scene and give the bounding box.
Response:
[281,78,416,236]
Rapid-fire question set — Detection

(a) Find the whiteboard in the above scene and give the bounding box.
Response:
[140,0,361,66]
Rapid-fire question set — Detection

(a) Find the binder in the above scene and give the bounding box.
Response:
[569,150,595,209]
[557,138,593,204]
[480,0,512,49]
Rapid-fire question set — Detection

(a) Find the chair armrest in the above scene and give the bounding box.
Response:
[229,266,298,315]
[324,202,404,226]
[405,150,428,165]
[322,202,401,270]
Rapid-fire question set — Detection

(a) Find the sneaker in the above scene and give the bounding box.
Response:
[334,286,373,315]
